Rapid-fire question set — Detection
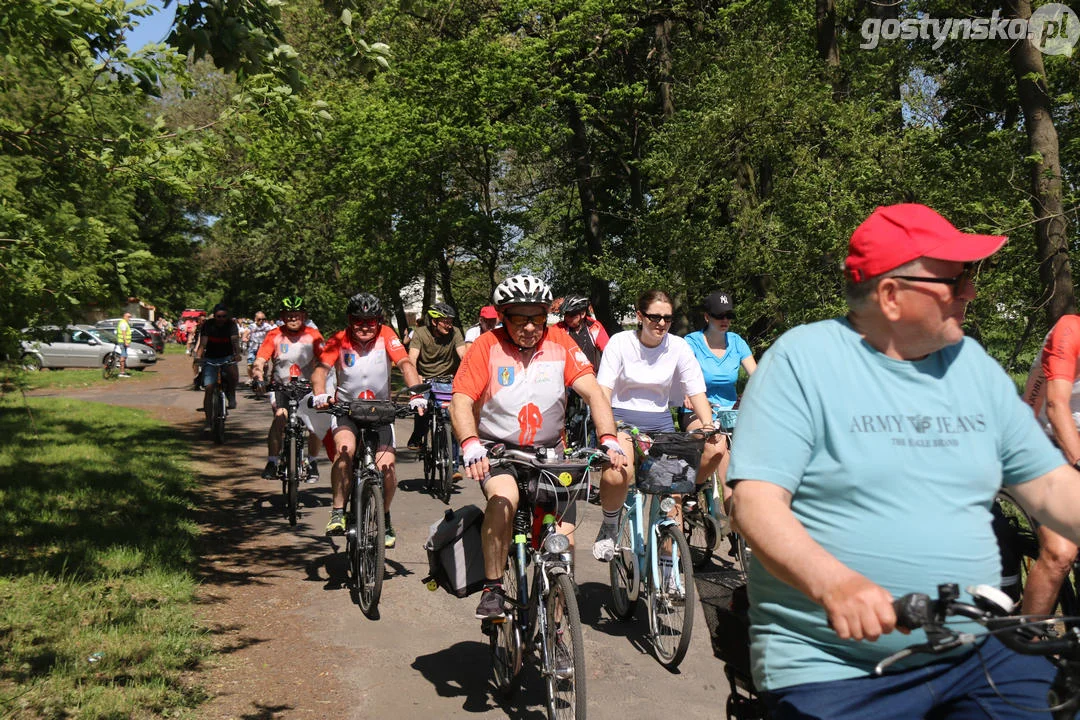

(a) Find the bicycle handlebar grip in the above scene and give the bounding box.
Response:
[893,593,932,631]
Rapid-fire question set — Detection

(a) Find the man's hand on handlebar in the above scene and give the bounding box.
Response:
[311,393,332,409]
[821,572,898,642]
[599,434,628,470]
[461,438,490,482]
[409,394,428,417]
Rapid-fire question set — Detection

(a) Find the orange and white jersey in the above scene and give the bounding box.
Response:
[256,326,324,383]
[1023,314,1080,433]
[454,326,593,447]
[320,326,407,401]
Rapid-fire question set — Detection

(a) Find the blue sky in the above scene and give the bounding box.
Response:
[127,2,177,50]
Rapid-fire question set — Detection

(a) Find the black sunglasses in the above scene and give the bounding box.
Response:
[709,312,735,321]
[214,313,228,319]
[888,264,976,292]
[642,313,673,324]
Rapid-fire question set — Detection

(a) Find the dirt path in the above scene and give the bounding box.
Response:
[53,352,740,720]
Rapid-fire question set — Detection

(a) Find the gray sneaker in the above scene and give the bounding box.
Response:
[475,586,507,620]
[592,522,618,562]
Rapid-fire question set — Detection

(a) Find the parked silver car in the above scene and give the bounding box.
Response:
[95,317,165,353]
[20,325,157,371]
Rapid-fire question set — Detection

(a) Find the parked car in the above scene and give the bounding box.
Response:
[20,325,157,371]
[96,317,165,353]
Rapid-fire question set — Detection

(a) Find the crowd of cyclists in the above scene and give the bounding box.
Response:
[180,201,1080,719]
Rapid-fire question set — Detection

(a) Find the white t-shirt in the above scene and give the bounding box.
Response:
[464,324,481,343]
[596,330,706,413]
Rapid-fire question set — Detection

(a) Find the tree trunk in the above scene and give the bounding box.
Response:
[564,98,616,332]
[1006,0,1075,322]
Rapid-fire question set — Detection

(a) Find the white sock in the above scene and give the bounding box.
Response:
[602,508,620,526]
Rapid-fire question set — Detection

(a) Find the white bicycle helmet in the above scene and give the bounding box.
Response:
[492,274,553,310]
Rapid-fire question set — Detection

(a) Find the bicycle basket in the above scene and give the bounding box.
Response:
[635,432,705,495]
[715,409,738,433]
[347,400,398,427]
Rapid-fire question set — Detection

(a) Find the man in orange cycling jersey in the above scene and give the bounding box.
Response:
[252,296,325,482]
[1021,315,1080,616]
[311,292,426,549]
[450,274,627,620]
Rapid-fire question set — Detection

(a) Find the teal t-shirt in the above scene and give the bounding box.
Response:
[728,318,1062,692]
[685,330,752,409]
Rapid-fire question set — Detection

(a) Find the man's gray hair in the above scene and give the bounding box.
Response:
[845,258,924,312]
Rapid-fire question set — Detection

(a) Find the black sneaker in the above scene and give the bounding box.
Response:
[305,459,319,483]
[475,586,507,620]
[227,394,237,410]
[261,461,278,480]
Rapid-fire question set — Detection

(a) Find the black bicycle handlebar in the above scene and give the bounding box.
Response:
[486,442,608,469]
[879,583,1080,676]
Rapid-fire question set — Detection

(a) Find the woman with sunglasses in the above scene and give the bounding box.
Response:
[592,289,718,561]
[682,290,757,506]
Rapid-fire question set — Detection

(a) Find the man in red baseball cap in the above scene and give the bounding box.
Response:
[464,305,500,349]
[726,203,1080,717]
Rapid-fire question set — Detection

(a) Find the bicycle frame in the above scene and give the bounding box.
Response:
[621,487,688,597]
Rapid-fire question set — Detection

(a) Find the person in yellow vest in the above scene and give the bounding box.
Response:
[116,312,133,378]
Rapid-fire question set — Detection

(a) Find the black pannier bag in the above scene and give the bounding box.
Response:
[635,432,705,495]
[422,504,486,597]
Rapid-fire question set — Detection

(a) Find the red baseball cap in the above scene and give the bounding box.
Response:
[844,204,1007,283]
[479,305,498,319]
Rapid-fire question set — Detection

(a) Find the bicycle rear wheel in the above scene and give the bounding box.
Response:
[490,552,523,697]
[212,389,226,444]
[545,572,586,720]
[285,433,301,526]
[436,417,454,504]
[356,475,386,616]
[649,524,695,669]
[608,508,639,621]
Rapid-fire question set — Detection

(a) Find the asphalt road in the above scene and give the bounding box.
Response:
[61,353,745,719]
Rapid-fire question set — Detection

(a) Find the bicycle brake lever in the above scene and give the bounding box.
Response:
[873,633,975,676]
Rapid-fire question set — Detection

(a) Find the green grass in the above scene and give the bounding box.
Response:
[7,367,158,393]
[0,396,208,718]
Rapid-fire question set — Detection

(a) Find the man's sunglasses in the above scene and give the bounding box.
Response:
[641,313,674,324]
[709,312,735,321]
[349,316,380,328]
[504,312,547,327]
[213,313,228,319]
[888,264,976,292]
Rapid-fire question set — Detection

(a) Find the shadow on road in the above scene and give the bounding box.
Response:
[410,640,547,719]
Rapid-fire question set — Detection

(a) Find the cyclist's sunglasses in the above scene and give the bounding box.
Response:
[709,312,735,321]
[213,312,228,319]
[888,263,976,293]
[504,312,547,328]
[349,316,380,328]
[641,312,673,324]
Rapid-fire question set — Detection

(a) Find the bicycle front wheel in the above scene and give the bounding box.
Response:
[285,433,301,526]
[608,507,639,621]
[211,389,226,444]
[356,475,386,616]
[436,417,454,504]
[684,501,719,571]
[545,572,586,720]
[649,524,695,669]
[102,354,117,379]
[491,552,523,697]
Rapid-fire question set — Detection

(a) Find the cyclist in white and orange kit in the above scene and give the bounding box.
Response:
[311,293,426,548]
[450,274,627,620]
[252,296,325,482]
